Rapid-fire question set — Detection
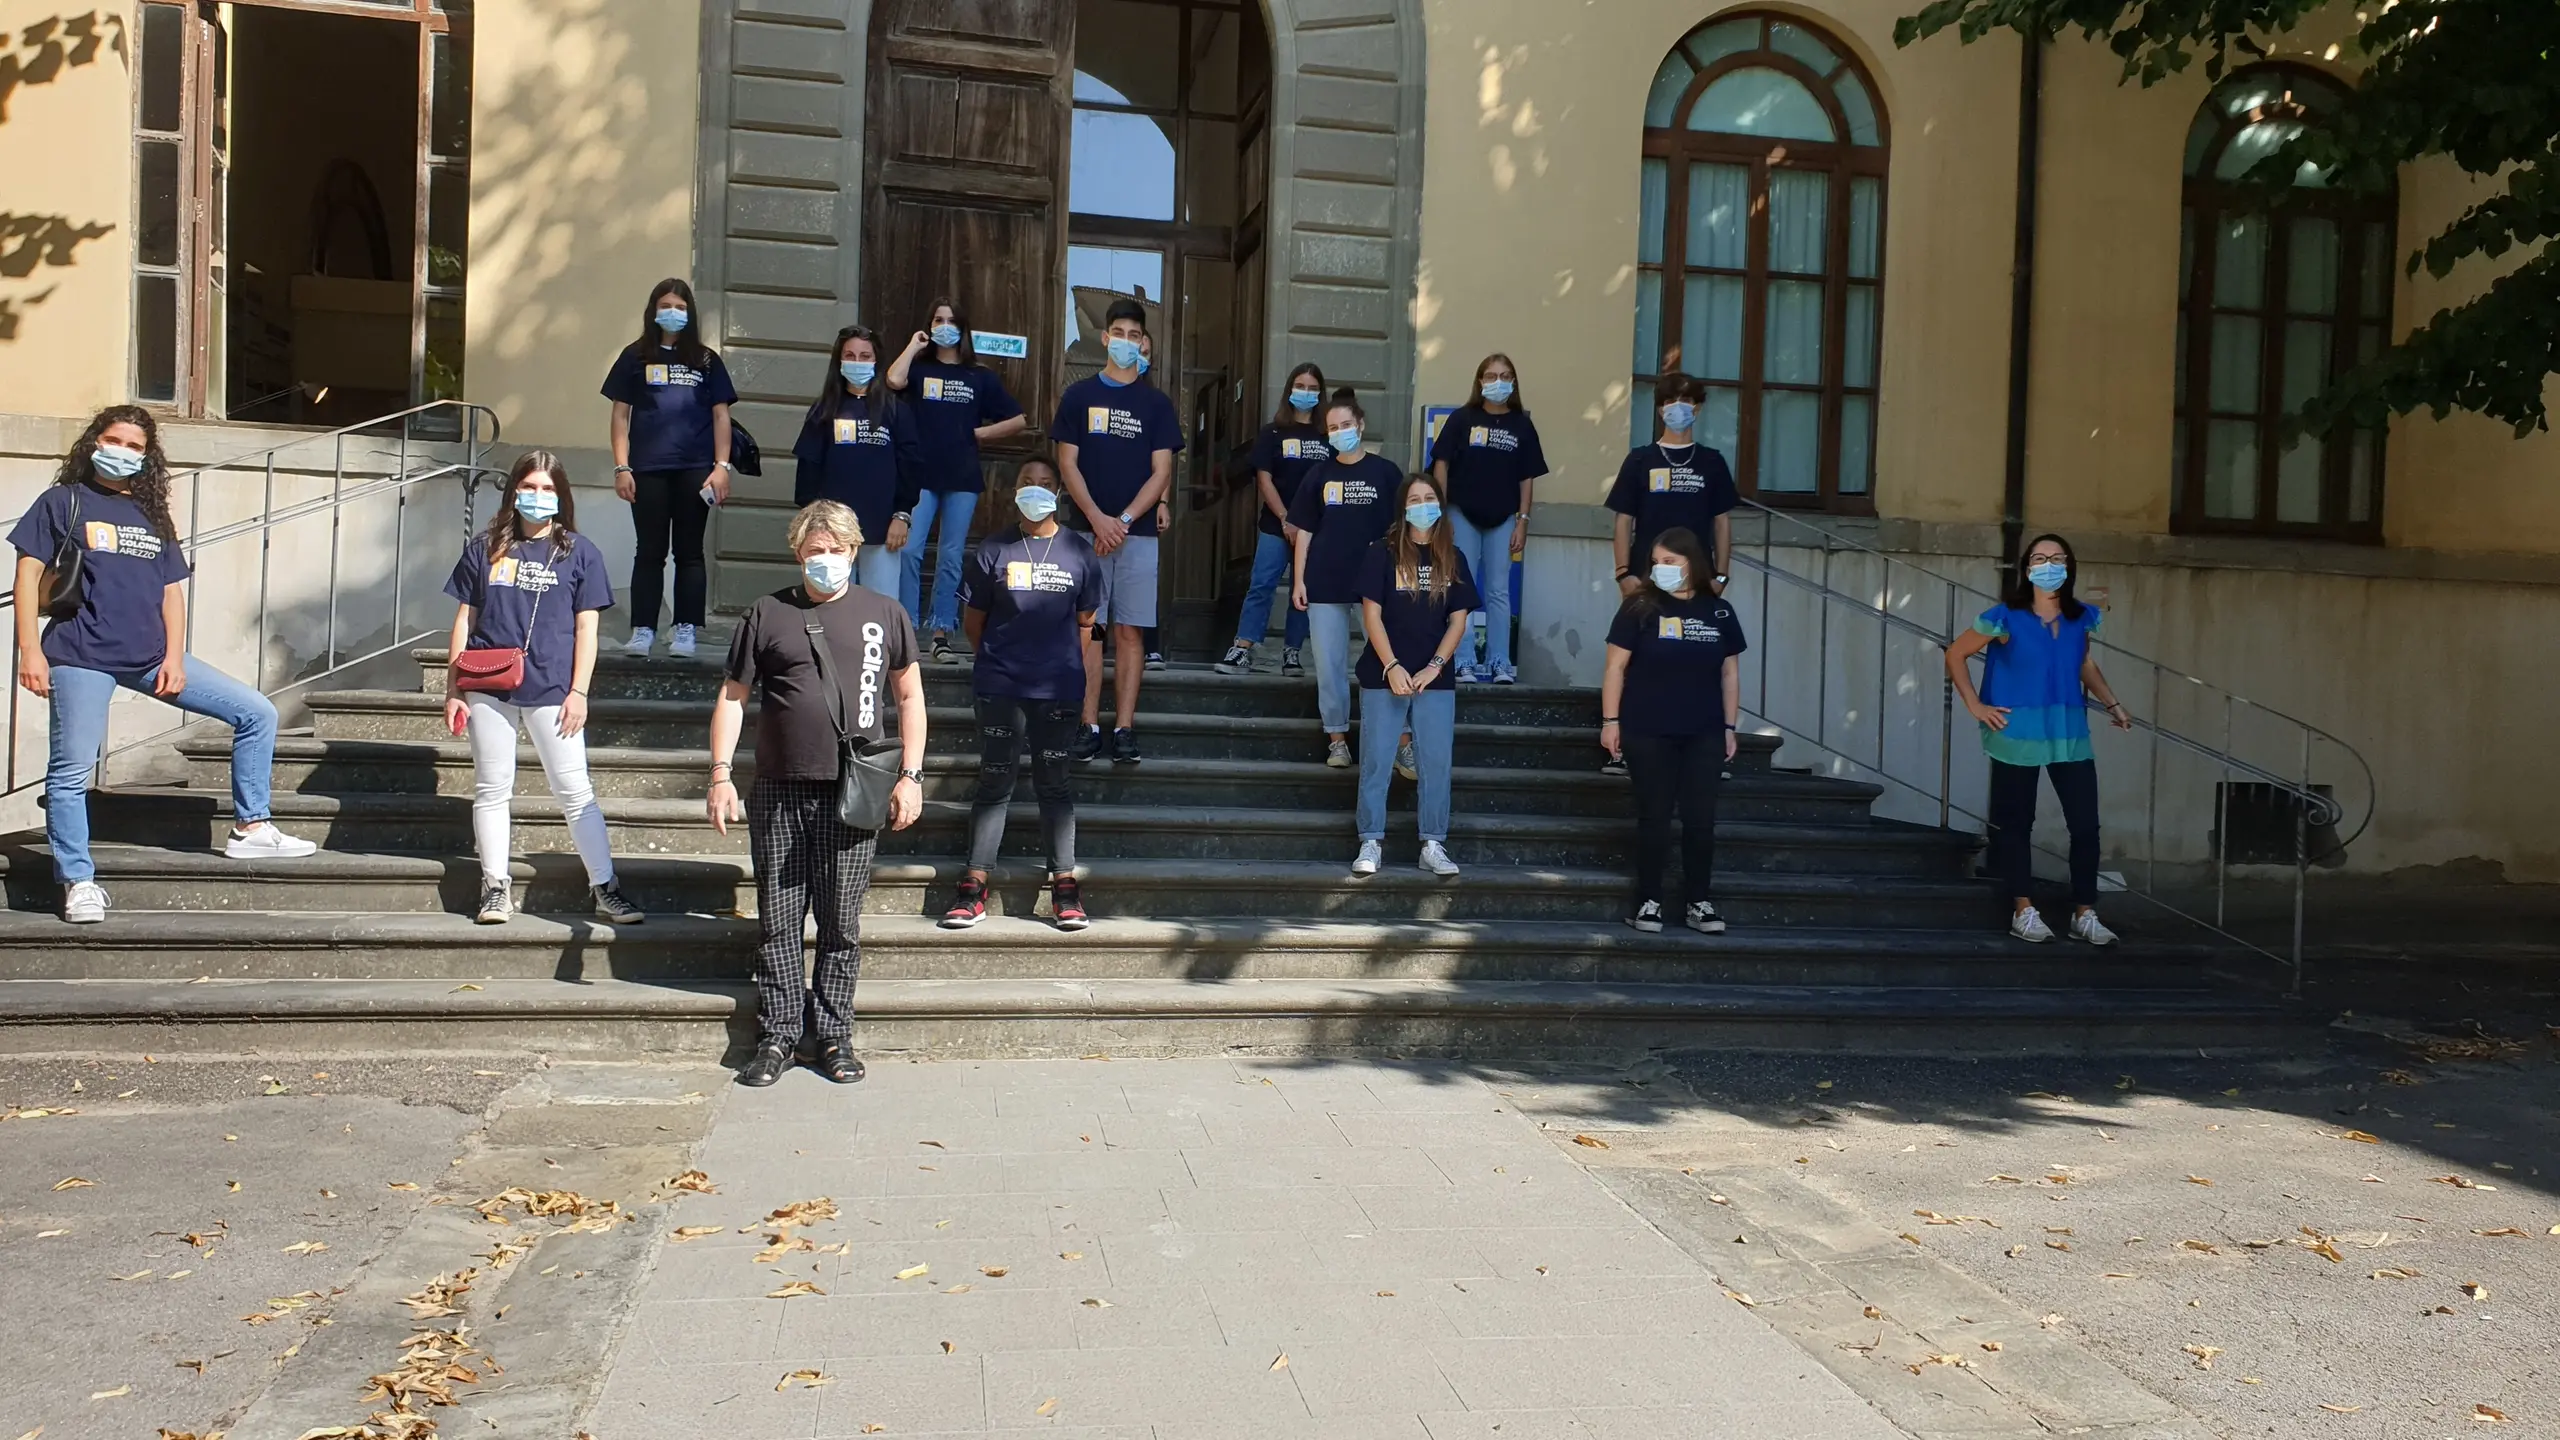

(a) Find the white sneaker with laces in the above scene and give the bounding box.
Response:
[623,626,656,656]
[225,822,317,859]
[1683,900,1725,935]
[1351,838,1382,876]
[668,623,698,658]
[2009,905,2056,944]
[2069,909,2119,947]
[63,880,108,924]
[1395,737,1419,781]
[1418,840,1461,878]
[1326,737,1352,769]
[1627,899,1664,934]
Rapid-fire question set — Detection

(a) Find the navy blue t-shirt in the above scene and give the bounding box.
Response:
[958,525,1103,702]
[600,344,738,472]
[1605,442,1738,573]
[1052,374,1183,537]
[1606,592,1749,739]
[442,531,617,709]
[8,481,191,674]
[1428,406,1550,529]
[904,360,1023,496]
[1248,421,1330,539]
[1354,540,1479,692]
[791,392,924,550]
[1285,453,1403,605]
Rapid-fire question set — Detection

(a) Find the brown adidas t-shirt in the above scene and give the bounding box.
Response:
[723,585,918,781]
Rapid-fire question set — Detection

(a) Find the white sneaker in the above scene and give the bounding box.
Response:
[1627,899,1664,933]
[1684,900,1725,935]
[1351,838,1382,876]
[1418,840,1461,878]
[668,623,698,658]
[2009,905,2056,944]
[2069,909,2119,947]
[62,880,108,924]
[623,626,656,655]
[225,822,317,859]
[1326,737,1352,769]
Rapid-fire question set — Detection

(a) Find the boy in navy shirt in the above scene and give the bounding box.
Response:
[1053,298,1181,765]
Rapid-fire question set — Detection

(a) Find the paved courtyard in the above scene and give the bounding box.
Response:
[589,1057,1904,1440]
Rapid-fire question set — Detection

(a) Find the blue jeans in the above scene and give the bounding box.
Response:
[1233,530,1309,650]
[1449,511,1515,672]
[1358,686,1456,842]
[1305,602,1360,734]
[902,489,980,632]
[47,656,277,883]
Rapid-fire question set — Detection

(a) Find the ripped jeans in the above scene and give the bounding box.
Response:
[968,694,1081,874]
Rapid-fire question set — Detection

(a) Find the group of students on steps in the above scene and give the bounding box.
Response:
[10,277,2131,1088]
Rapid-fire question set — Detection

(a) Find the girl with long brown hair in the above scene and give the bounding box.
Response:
[1349,472,1478,879]
[1217,361,1329,676]
[1426,351,1546,683]
[1600,525,1747,934]
[602,277,737,658]
[11,406,318,922]
[441,450,640,926]
[886,297,1028,660]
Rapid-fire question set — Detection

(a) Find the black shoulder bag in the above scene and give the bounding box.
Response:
[801,615,907,831]
[39,485,87,621]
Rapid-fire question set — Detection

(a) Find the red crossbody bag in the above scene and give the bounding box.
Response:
[452,545,547,694]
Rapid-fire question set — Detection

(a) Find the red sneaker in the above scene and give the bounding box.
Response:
[1050,875,1090,931]
[940,876,988,930]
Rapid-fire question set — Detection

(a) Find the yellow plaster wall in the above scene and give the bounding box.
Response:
[0,2,135,419]
[1414,0,2021,517]
[465,0,701,451]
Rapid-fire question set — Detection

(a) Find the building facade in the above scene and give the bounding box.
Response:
[0,0,2552,883]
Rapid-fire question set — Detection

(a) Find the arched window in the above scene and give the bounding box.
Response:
[1635,13,1886,510]
[2175,66,2394,540]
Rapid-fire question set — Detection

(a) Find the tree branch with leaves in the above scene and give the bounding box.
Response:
[1896,0,2560,436]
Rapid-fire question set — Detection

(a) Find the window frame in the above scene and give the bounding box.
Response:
[2174,63,2394,544]
[1636,12,1888,514]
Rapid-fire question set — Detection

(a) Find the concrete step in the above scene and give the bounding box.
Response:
[306,691,1778,773]
[412,648,1614,728]
[188,735,1880,824]
[0,973,2299,1059]
[2,845,1995,928]
[0,909,2212,989]
[77,790,1976,876]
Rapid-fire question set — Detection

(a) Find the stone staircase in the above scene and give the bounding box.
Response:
[0,643,2291,1057]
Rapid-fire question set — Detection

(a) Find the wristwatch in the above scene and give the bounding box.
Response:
[898,767,925,782]
[1118,511,1136,525]
[1712,573,1730,587]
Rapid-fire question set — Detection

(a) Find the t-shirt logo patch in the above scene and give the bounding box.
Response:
[489,557,520,587]
[1087,407,1113,434]
[921,377,944,400]
[834,418,859,444]
[1281,439,1305,459]
[1469,426,1489,446]
[1648,468,1672,492]
[1658,616,1683,640]
[1005,559,1076,593]
[83,520,164,559]
[1324,481,1344,505]
[1006,561,1034,589]
[84,521,120,552]
[645,364,671,386]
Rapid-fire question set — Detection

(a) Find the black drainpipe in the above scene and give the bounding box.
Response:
[1999,31,2046,569]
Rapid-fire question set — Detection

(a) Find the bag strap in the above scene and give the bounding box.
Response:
[802,616,851,745]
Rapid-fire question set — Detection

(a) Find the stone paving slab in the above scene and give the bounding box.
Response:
[584,1056,1907,1438]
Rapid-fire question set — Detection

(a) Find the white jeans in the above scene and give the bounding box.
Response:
[465,692,616,887]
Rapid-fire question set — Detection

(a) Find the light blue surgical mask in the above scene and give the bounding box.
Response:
[1480,379,1514,404]
[1016,485,1060,522]
[91,444,145,480]
[2027,561,2070,592]
[1405,501,1442,529]
[1661,402,1697,433]
[1289,387,1320,412]
[1328,427,1362,455]
[1137,353,1151,375]
[802,552,853,595]
[513,489,560,523]
[930,323,962,349]
[842,360,876,387]
[1650,562,1687,591]
[1106,336,1144,371]
[655,306,689,334]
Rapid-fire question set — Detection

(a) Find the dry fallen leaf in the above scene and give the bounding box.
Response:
[2432,1175,2496,1191]
[2461,1282,2490,1301]
[1269,1353,1289,1371]
[2472,1404,2510,1423]
[2320,1403,2363,1413]
[670,1227,724,1243]
[89,1386,130,1400]
[894,1264,931,1281]
[862,1427,885,1434]
[2338,1130,2382,1144]
[1863,1306,1883,1320]
[2180,1240,2219,1254]
[2474,1228,2528,1238]
[2187,1175,2215,1187]
[2046,1240,2073,1252]
[386,1182,419,1192]
[2039,1313,2064,1328]
[1059,1251,1084,1262]
[980,1265,1009,1277]
[1980,1341,2002,1353]
[52,1177,92,1191]
[1081,1297,1113,1308]
[1035,1398,1060,1417]
[2370,1267,2423,1280]
[1721,1289,1757,1307]
[2006,1245,2027,1258]
[775,1368,832,1391]
[1571,1134,1609,1149]
[918,1140,946,1150]
[940,1340,955,1354]
[943,1284,973,1294]
[662,1169,718,1195]
[2184,1344,2222,1370]
[767,1280,825,1298]
[281,1241,329,1255]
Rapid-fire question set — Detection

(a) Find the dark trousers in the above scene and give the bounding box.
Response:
[969,695,1079,874]
[1988,757,2100,908]
[748,777,877,1044]
[628,466,712,629]
[1623,729,1723,908]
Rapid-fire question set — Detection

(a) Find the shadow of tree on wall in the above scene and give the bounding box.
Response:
[0,12,127,342]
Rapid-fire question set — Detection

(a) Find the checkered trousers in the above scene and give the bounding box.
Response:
[747,777,880,1044]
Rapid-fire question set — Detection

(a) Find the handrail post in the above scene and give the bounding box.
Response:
[1937,581,1954,830]
[2215,692,2233,930]
[256,453,275,688]
[2292,727,2310,998]
[327,431,345,669]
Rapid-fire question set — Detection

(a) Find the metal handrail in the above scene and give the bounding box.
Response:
[3,399,502,803]
[1725,494,2376,993]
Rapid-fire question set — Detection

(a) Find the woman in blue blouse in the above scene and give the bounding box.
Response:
[1945,533,2132,946]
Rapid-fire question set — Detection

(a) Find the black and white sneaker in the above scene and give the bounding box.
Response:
[592,882,646,924]
[931,631,956,665]
[1600,756,1629,778]
[475,881,512,925]
[1281,647,1304,677]
[1144,650,1167,672]
[1215,644,1254,675]
[1072,725,1104,764]
[1627,900,1664,934]
[1683,901,1725,935]
[1111,727,1142,765]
